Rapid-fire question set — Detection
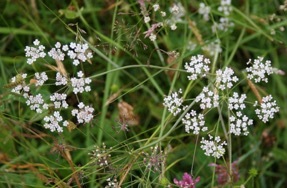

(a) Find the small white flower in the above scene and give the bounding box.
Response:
[184,54,211,80]
[246,57,274,83]
[144,16,151,23]
[25,93,47,113]
[200,134,227,158]
[161,11,166,17]
[255,95,279,123]
[198,3,211,21]
[170,23,177,30]
[153,4,160,11]
[71,102,94,124]
[229,111,253,136]
[55,72,68,86]
[202,40,222,56]
[71,71,91,94]
[163,89,183,116]
[66,42,93,66]
[43,111,66,132]
[228,92,247,111]
[24,39,46,64]
[149,33,157,41]
[50,93,68,109]
[34,72,48,86]
[218,0,232,16]
[215,67,238,90]
[48,42,65,61]
[171,4,179,14]
[182,110,207,134]
[195,87,219,109]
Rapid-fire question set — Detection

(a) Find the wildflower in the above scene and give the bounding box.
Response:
[34,72,48,86]
[182,110,207,134]
[43,111,68,132]
[50,93,68,109]
[228,92,247,111]
[215,67,238,90]
[24,39,46,64]
[200,134,227,158]
[143,145,165,172]
[9,73,29,94]
[48,42,65,61]
[105,177,120,188]
[153,4,160,12]
[246,57,274,83]
[71,102,94,124]
[66,42,93,66]
[161,11,166,17]
[202,40,222,56]
[209,161,240,185]
[25,93,48,113]
[184,54,211,80]
[70,71,92,94]
[254,95,279,123]
[170,23,177,30]
[163,89,183,116]
[149,33,157,41]
[143,23,163,38]
[218,0,233,16]
[195,87,219,110]
[170,4,180,14]
[89,143,111,167]
[173,172,200,188]
[198,3,211,21]
[55,72,68,86]
[229,111,253,136]
[144,16,151,23]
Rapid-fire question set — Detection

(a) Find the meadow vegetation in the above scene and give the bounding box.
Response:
[1,0,287,187]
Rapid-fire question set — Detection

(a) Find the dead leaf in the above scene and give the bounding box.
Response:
[118,101,139,126]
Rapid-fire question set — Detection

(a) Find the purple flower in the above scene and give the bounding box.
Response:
[209,161,240,185]
[173,172,200,188]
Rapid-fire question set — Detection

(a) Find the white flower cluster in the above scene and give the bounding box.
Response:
[43,111,68,132]
[34,72,48,86]
[9,39,96,133]
[163,89,183,116]
[184,54,211,80]
[195,87,219,109]
[48,42,65,61]
[228,92,246,111]
[218,0,232,16]
[246,57,274,83]
[55,72,68,86]
[89,143,111,167]
[25,39,93,66]
[198,3,211,21]
[200,134,227,158]
[168,2,185,30]
[228,93,254,136]
[10,73,29,94]
[202,40,222,56]
[24,39,46,64]
[50,93,68,109]
[215,67,239,90]
[255,95,280,123]
[66,42,93,66]
[25,94,48,113]
[182,110,207,134]
[229,111,253,136]
[72,102,94,124]
[212,0,234,32]
[105,178,120,188]
[71,71,92,94]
